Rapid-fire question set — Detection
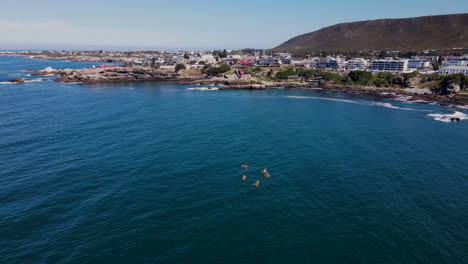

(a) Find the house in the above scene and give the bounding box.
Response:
[255,58,281,67]
[287,75,302,81]
[238,59,253,67]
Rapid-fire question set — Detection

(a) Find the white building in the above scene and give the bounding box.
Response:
[346,58,368,70]
[439,66,468,75]
[370,59,409,72]
[407,59,431,69]
[411,56,439,63]
[282,58,293,65]
[317,57,344,70]
[443,55,468,67]
[200,54,217,65]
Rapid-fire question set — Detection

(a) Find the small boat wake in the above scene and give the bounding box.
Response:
[187,87,219,91]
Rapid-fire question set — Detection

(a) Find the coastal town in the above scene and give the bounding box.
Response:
[1,48,468,105]
[2,4,468,264]
[2,49,468,74]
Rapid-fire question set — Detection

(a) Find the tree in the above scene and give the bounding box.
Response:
[275,68,296,79]
[378,50,388,58]
[432,63,440,71]
[348,71,373,85]
[175,64,186,72]
[267,69,274,78]
[184,52,190,59]
[375,72,397,87]
[206,64,231,76]
[219,49,228,58]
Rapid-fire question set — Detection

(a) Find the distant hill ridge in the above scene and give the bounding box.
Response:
[274,14,468,51]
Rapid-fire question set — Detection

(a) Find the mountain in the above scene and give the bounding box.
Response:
[274,14,468,51]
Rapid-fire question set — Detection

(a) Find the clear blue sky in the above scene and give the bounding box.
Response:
[2,0,467,50]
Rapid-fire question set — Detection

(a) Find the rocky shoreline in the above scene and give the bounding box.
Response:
[181,78,468,105]
[26,66,192,83]
[7,65,468,106]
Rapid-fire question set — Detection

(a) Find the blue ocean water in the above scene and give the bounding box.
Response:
[0,56,467,264]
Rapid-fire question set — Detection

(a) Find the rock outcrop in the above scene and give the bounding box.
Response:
[54,67,179,83]
[8,78,25,83]
[31,67,62,76]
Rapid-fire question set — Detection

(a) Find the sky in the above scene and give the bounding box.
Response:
[1,0,467,50]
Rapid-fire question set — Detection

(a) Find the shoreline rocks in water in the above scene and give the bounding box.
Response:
[31,67,62,76]
[8,78,25,83]
[27,65,468,106]
[54,67,182,83]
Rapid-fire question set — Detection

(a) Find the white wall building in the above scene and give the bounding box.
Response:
[407,59,431,69]
[443,56,468,67]
[411,56,439,63]
[370,59,409,72]
[439,66,468,75]
[346,58,368,70]
[317,57,344,70]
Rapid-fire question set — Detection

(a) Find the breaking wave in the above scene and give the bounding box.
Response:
[284,95,423,111]
[187,87,219,91]
[427,112,468,122]
[393,95,413,102]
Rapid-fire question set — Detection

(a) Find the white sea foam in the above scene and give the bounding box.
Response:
[8,73,23,76]
[428,111,468,122]
[1,79,47,84]
[27,79,45,82]
[187,87,219,91]
[452,104,468,110]
[394,95,413,102]
[284,95,424,111]
[409,100,437,105]
[286,96,311,99]
[371,102,418,111]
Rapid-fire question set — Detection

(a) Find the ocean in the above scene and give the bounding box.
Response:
[0,56,467,264]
